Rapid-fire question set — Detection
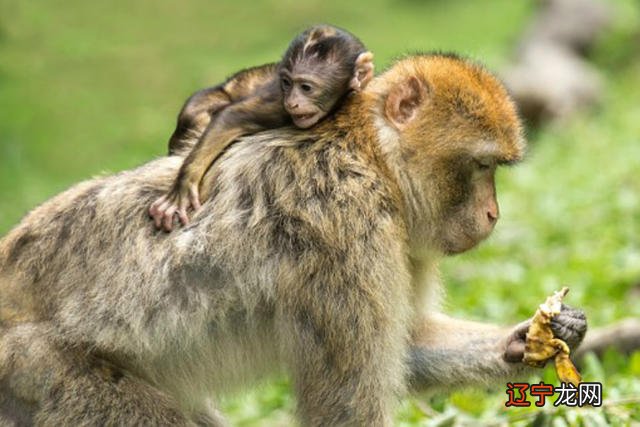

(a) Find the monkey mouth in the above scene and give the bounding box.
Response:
[291,112,322,129]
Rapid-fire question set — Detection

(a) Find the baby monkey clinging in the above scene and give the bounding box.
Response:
[150,25,374,231]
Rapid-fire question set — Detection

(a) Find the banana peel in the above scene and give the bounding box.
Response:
[523,287,582,386]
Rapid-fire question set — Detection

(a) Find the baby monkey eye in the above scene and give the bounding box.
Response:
[281,77,292,89]
[300,83,313,93]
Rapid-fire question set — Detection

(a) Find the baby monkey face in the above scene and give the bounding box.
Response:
[280,68,342,129]
[278,24,374,129]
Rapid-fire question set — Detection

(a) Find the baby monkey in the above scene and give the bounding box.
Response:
[150,25,374,231]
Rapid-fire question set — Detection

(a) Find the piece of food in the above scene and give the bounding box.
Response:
[523,287,582,386]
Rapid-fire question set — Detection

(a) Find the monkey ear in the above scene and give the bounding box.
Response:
[350,51,374,91]
[384,76,426,130]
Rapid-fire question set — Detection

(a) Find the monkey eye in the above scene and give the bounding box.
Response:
[300,83,313,93]
[281,77,292,90]
[475,159,492,170]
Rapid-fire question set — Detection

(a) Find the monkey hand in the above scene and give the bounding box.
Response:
[148,181,201,232]
[503,303,587,364]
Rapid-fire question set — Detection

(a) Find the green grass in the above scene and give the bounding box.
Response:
[1,0,639,425]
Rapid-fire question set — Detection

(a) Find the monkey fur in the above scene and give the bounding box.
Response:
[0,54,586,426]
[151,25,374,231]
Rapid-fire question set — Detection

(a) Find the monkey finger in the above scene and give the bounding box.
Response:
[153,200,172,229]
[551,306,587,350]
[189,187,201,212]
[558,304,587,322]
[162,215,174,232]
[177,197,191,219]
[512,319,531,340]
[176,194,192,220]
[177,209,190,226]
[504,340,526,363]
[153,209,165,229]
[149,195,169,217]
[162,205,178,232]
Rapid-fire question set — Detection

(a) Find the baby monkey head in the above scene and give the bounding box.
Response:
[279,25,374,128]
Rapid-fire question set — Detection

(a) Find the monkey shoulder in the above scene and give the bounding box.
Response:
[222,62,280,100]
[214,130,404,257]
[226,62,279,83]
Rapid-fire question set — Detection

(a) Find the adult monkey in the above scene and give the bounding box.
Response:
[0,54,586,426]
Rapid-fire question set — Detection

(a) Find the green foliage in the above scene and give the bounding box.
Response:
[1,0,638,425]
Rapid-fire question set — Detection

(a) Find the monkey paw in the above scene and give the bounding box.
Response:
[503,304,587,364]
[148,184,201,232]
[550,304,587,350]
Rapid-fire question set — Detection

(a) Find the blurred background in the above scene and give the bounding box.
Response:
[0,0,638,425]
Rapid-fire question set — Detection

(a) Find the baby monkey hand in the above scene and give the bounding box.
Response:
[149,179,201,232]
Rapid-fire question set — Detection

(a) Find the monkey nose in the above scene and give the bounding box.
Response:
[287,103,299,110]
[487,208,499,224]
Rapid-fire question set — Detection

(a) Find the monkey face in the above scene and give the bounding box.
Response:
[434,158,500,255]
[281,75,333,128]
[279,50,356,129]
[380,56,524,257]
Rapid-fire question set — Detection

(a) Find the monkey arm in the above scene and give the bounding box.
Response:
[150,90,287,231]
[182,92,286,191]
[150,123,247,232]
[168,86,232,156]
[408,306,586,392]
[168,63,279,156]
[283,237,412,426]
[408,313,531,391]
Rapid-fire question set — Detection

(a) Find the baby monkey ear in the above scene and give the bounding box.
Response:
[384,76,427,130]
[350,51,375,91]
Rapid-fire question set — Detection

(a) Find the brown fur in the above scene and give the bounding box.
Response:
[167,63,279,156]
[0,54,586,426]
[152,25,374,231]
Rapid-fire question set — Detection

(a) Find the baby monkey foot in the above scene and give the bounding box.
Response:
[149,184,201,231]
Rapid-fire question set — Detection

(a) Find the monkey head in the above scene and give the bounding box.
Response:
[376,54,525,255]
[279,25,374,129]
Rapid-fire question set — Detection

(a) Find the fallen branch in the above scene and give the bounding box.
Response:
[575,318,640,360]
